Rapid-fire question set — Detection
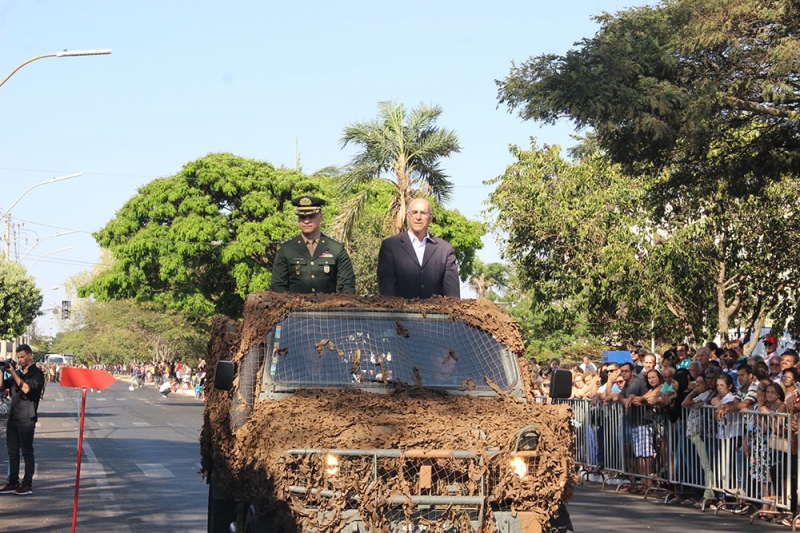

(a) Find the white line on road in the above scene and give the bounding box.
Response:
[136,463,175,478]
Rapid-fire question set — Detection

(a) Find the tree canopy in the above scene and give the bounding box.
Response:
[81,153,484,315]
[335,101,462,237]
[53,299,208,366]
[0,261,42,339]
[468,259,508,300]
[80,153,333,318]
[487,139,800,348]
[496,0,800,203]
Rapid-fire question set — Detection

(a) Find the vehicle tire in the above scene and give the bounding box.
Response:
[243,504,274,533]
[208,477,236,533]
[548,503,574,533]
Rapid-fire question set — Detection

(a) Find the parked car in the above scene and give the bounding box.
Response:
[201,292,575,533]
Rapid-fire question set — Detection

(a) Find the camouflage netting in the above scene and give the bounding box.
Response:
[200,292,575,533]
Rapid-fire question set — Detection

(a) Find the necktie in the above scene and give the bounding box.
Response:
[306,239,317,257]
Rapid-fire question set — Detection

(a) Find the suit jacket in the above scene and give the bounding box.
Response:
[377,232,460,299]
[270,233,355,294]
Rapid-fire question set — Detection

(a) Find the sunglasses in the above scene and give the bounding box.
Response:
[297,213,318,220]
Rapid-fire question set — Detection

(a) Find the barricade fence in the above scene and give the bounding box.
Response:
[554,398,799,519]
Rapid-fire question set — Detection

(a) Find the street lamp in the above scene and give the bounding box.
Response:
[28,246,74,269]
[0,49,112,88]
[18,230,79,262]
[3,173,82,258]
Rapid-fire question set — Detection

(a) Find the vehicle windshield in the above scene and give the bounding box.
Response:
[262,309,518,392]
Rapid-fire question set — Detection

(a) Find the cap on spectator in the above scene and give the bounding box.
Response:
[764,335,778,345]
[292,196,325,215]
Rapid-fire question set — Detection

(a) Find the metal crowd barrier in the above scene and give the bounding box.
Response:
[555,398,799,527]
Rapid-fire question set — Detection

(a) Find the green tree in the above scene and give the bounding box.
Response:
[334,101,462,238]
[487,140,800,348]
[496,0,800,203]
[486,141,663,341]
[80,153,334,318]
[468,259,508,300]
[0,261,42,340]
[53,299,208,366]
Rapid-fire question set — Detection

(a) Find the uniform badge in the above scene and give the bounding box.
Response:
[320,251,334,257]
[324,265,330,273]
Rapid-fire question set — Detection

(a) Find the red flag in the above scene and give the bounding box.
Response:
[60,368,116,390]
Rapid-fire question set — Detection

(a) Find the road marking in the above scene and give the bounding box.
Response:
[132,421,151,427]
[54,398,65,402]
[136,463,175,478]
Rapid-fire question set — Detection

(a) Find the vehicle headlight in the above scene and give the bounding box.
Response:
[509,456,527,479]
[325,453,339,476]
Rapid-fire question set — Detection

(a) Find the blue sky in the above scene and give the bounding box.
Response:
[0,0,642,334]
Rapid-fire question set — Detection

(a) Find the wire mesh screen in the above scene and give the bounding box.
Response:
[261,309,518,392]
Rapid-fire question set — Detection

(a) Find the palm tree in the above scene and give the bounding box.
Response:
[332,101,461,239]
[469,259,508,300]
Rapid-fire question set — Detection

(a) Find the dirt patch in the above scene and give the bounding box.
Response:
[201,292,575,532]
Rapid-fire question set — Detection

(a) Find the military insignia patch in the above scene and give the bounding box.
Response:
[323,265,330,273]
[320,251,334,257]
[299,197,312,206]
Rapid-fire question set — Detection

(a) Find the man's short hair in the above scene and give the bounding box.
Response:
[620,362,634,371]
[16,344,32,354]
[736,363,753,374]
[783,350,800,365]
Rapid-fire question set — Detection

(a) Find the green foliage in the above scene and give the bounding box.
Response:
[53,299,209,366]
[337,100,462,236]
[80,153,334,318]
[468,258,508,299]
[500,270,604,363]
[429,207,483,282]
[496,0,800,203]
[486,140,662,340]
[0,261,42,339]
[488,139,800,347]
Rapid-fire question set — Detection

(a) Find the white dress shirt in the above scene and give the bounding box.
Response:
[408,230,431,265]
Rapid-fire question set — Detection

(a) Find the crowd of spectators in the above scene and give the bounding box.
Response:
[533,337,800,525]
[129,360,206,398]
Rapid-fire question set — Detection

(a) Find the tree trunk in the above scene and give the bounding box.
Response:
[715,259,741,345]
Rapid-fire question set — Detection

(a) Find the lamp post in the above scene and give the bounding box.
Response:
[0,49,112,88]
[18,230,79,262]
[28,246,74,269]
[4,173,82,258]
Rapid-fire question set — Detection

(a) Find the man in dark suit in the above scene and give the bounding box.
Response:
[270,196,356,294]
[377,198,460,299]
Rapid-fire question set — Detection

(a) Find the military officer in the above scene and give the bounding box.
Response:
[270,196,356,294]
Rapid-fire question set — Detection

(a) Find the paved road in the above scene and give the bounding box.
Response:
[570,482,786,532]
[0,378,206,533]
[0,378,790,532]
